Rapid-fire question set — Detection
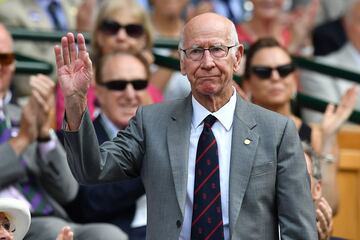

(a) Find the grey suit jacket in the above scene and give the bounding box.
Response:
[0,103,78,219]
[63,94,317,239]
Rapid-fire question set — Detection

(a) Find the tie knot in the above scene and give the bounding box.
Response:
[203,115,217,128]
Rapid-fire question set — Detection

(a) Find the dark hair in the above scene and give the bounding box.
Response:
[244,37,292,80]
[95,51,151,85]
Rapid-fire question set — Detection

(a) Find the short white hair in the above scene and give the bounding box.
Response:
[178,20,240,60]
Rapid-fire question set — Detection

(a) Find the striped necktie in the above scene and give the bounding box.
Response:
[191,115,224,240]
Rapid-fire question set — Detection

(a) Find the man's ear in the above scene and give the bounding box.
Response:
[180,57,186,76]
[313,180,322,201]
[233,45,244,72]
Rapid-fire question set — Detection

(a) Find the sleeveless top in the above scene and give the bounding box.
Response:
[298,122,312,144]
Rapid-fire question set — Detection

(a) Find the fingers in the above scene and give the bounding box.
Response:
[323,103,335,120]
[77,33,93,72]
[318,197,333,223]
[30,74,55,113]
[54,45,64,70]
[69,33,77,63]
[61,34,71,65]
[316,197,333,240]
[56,226,74,240]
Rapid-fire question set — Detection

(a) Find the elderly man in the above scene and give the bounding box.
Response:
[57,13,317,239]
[0,24,127,240]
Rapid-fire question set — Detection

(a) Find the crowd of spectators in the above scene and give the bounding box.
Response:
[0,0,359,239]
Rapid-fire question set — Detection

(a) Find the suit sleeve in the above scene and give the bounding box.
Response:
[36,137,79,204]
[63,108,145,184]
[277,119,317,239]
[0,143,27,187]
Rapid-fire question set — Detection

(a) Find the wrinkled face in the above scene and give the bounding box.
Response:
[0,213,14,240]
[0,26,15,99]
[152,0,188,18]
[346,2,360,51]
[251,0,284,19]
[96,10,147,55]
[180,16,242,101]
[245,47,296,109]
[96,54,148,129]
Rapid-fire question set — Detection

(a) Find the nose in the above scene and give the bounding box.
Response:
[116,28,127,40]
[0,227,12,240]
[200,49,215,70]
[123,83,137,100]
[270,68,281,81]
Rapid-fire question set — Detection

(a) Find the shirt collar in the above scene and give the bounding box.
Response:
[192,87,237,131]
[100,112,120,139]
[2,91,12,105]
[37,0,61,8]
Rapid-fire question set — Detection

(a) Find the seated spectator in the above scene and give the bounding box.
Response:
[150,0,192,101]
[242,37,358,214]
[56,0,162,129]
[0,198,31,240]
[0,0,81,100]
[65,52,152,240]
[0,23,127,240]
[301,0,360,123]
[235,0,318,54]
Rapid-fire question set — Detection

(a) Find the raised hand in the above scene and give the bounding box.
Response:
[320,85,357,150]
[54,33,92,130]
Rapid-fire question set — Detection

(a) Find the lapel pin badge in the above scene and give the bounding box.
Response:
[244,139,251,145]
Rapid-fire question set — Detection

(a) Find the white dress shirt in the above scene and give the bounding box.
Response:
[179,89,236,240]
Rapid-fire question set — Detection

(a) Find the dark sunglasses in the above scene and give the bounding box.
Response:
[99,20,144,38]
[251,63,296,79]
[99,79,148,91]
[0,53,15,66]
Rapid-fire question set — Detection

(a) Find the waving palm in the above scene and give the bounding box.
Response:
[54,33,92,129]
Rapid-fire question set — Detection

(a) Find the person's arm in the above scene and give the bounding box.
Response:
[54,33,92,131]
[277,119,317,239]
[311,85,357,213]
[30,74,79,203]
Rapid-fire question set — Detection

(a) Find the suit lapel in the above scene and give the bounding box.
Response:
[93,115,111,145]
[167,96,192,217]
[229,96,259,233]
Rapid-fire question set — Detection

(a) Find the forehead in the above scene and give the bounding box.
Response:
[251,47,291,65]
[109,9,142,24]
[102,55,147,80]
[183,18,232,48]
[0,27,13,53]
[0,212,8,220]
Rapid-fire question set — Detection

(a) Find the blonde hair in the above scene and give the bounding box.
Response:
[92,0,154,60]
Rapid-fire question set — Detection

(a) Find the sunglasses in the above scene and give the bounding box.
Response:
[99,79,148,91]
[0,53,15,66]
[251,63,296,79]
[99,20,144,38]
